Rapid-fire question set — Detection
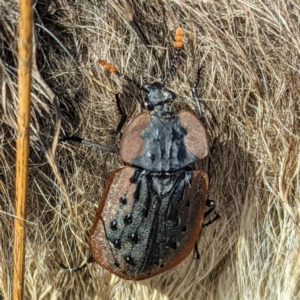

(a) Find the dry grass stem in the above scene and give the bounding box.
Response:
[13,0,33,299]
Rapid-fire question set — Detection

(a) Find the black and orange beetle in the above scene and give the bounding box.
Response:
[61,28,219,279]
[84,28,219,280]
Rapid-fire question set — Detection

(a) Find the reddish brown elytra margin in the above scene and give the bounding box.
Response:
[89,28,214,280]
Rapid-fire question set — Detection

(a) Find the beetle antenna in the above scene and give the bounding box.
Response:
[191,66,203,119]
[162,28,183,86]
[98,60,147,92]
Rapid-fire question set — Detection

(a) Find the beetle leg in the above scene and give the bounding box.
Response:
[60,135,118,153]
[194,200,220,259]
[202,213,220,227]
[191,66,203,119]
[115,94,127,137]
[60,255,94,272]
[60,95,126,150]
[204,199,216,218]
[202,199,220,227]
[193,242,200,260]
[206,199,216,207]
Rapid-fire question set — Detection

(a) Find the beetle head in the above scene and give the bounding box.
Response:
[143,82,176,115]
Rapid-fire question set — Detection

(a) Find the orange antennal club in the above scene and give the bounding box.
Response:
[174,28,183,48]
[97,59,145,91]
[98,59,117,73]
[162,28,184,85]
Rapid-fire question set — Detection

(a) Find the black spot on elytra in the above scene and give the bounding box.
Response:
[110,220,118,230]
[124,213,132,225]
[114,261,120,268]
[129,233,139,244]
[113,239,121,249]
[170,242,177,250]
[125,255,134,265]
[182,225,187,232]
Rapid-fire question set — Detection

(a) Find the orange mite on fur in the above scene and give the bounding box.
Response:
[61,28,219,280]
